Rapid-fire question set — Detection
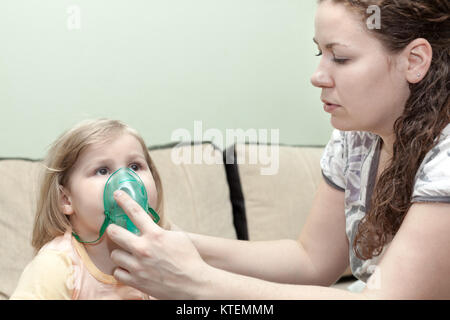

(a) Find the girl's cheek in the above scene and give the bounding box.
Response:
[147,184,158,209]
[138,173,158,207]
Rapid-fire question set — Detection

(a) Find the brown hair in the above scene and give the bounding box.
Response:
[319,0,450,259]
[32,119,169,251]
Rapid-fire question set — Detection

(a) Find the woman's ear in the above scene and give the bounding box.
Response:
[59,185,74,215]
[404,38,432,84]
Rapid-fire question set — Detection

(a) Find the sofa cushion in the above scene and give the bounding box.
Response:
[232,143,324,241]
[149,142,236,239]
[0,159,42,300]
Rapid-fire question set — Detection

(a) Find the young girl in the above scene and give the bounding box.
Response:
[10,119,170,299]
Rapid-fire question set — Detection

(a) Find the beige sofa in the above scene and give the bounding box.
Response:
[0,142,354,299]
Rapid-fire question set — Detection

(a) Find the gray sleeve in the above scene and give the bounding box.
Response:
[412,125,450,204]
[320,129,346,191]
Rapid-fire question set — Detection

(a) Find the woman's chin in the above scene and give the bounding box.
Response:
[330,118,353,132]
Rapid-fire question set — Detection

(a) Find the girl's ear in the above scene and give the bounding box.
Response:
[59,185,74,215]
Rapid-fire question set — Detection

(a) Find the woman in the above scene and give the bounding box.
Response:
[106,0,450,299]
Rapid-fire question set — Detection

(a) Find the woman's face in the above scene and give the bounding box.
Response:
[310,0,410,136]
[61,132,158,242]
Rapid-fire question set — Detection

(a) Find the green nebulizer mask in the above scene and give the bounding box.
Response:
[72,167,160,244]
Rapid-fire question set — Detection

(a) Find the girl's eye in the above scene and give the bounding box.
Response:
[96,167,109,176]
[129,163,141,172]
[315,50,322,57]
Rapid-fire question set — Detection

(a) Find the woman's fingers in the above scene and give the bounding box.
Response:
[113,267,136,287]
[111,247,138,271]
[107,191,160,252]
[113,190,161,234]
[106,224,140,253]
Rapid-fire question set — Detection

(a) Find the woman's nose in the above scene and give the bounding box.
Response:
[310,69,334,88]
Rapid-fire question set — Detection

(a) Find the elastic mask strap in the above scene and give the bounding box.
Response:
[72,213,111,244]
[148,206,160,224]
[72,207,160,243]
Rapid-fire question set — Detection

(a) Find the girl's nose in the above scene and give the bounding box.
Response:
[310,69,334,89]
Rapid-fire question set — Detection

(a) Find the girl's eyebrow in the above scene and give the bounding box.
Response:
[81,153,147,171]
[126,153,146,161]
[87,157,113,167]
[313,37,349,49]
[76,157,111,173]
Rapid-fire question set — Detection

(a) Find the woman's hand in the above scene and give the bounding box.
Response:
[106,190,210,299]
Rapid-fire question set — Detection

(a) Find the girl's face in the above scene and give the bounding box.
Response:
[61,133,158,242]
[310,0,410,136]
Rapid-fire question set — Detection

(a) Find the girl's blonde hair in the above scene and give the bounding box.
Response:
[32,119,168,251]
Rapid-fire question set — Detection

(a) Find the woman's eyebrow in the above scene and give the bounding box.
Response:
[313,37,349,49]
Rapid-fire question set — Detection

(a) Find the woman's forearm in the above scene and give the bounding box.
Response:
[187,233,323,286]
[194,264,367,300]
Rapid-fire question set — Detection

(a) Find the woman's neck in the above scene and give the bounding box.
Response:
[377,131,395,158]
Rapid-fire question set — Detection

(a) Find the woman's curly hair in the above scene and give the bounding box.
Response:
[320,0,450,260]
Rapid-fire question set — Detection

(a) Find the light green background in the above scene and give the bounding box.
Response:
[0,0,333,159]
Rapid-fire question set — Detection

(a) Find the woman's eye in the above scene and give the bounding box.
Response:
[129,163,141,172]
[315,49,348,64]
[333,57,349,64]
[96,167,109,176]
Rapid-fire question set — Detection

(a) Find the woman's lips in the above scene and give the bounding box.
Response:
[323,103,341,113]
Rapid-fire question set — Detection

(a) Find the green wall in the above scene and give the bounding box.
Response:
[0,0,332,159]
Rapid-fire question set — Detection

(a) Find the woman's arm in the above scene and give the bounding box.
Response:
[361,202,450,299]
[185,177,348,286]
[198,201,450,300]
[194,266,364,299]
[107,178,352,299]
[106,176,450,299]
[187,235,316,285]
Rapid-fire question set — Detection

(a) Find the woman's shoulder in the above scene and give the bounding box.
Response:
[437,123,450,144]
[320,129,379,190]
[412,123,450,202]
[419,124,450,166]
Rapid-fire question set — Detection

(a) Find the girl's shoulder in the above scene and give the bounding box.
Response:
[9,235,75,299]
[40,230,74,253]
